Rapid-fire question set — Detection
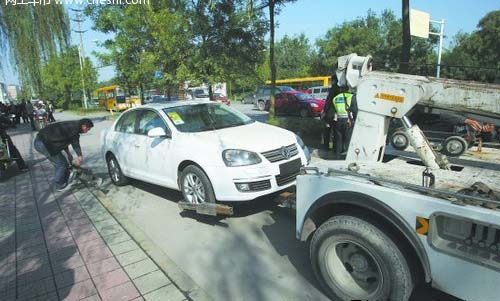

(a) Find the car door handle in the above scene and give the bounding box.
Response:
[134,144,140,148]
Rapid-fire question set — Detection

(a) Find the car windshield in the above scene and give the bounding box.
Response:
[278,86,295,92]
[163,103,254,133]
[295,93,314,101]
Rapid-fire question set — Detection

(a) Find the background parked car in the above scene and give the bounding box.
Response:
[268,91,325,117]
[213,92,230,105]
[240,93,255,104]
[187,87,210,101]
[253,85,295,111]
[306,86,330,100]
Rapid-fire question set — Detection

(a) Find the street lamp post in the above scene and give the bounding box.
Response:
[71,7,88,109]
[429,19,445,78]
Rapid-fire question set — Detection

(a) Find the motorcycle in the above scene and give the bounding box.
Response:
[0,112,16,128]
[0,137,12,181]
[34,108,48,131]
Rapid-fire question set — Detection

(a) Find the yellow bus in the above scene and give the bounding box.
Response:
[97,85,141,111]
[265,76,330,91]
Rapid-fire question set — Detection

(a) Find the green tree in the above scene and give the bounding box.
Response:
[274,34,313,79]
[0,4,70,92]
[314,10,437,76]
[187,0,267,99]
[87,4,156,104]
[248,0,296,117]
[442,10,500,82]
[39,46,97,109]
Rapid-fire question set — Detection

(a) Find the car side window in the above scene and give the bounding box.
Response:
[137,110,169,136]
[264,88,272,96]
[115,110,137,134]
[313,88,320,94]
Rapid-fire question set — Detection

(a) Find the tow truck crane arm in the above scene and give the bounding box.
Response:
[336,53,500,169]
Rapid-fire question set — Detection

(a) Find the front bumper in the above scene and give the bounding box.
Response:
[204,150,308,202]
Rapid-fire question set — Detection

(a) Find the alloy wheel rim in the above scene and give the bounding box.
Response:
[183,173,205,204]
[108,159,120,182]
[322,240,384,299]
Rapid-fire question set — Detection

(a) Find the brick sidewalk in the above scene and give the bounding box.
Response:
[0,126,188,301]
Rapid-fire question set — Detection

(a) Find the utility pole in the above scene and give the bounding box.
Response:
[400,0,411,74]
[429,19,445,78]
[70,8,88,109]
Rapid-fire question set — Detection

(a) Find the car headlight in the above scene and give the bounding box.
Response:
[309,103,319,108]
[296,135,311,164]
[222,149,262,167]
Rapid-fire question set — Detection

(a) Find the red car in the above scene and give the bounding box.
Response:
[270,91,325,117]
[212,93,231,105]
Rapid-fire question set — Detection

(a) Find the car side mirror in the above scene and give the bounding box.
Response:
[147,127,171,138]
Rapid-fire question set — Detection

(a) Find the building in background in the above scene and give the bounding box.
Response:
[7,85,19,101]
[0,82,10,104]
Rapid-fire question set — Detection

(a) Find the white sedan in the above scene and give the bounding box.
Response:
[100,101,310,204]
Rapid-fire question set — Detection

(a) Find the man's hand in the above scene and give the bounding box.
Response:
[75,155,83,167]
[465,119,482,132]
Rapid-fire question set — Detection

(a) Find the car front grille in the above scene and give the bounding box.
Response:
[276,171,300,186]
[261,143,299,163]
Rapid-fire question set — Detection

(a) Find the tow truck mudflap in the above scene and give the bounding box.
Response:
[177,202,234,216]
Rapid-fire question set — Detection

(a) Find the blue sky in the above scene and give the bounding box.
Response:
[1,0,499,85]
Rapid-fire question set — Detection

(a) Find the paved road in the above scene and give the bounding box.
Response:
[64,103,458,301]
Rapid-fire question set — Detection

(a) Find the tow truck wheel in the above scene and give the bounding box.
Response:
[442,136,468,157]
[390,130,409,150]
[310,215,414,301]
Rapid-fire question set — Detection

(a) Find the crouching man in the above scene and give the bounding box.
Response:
[34,118,94,191]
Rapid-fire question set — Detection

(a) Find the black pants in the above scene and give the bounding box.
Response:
[28,114,36,130]
[22,114,29,124]
[1,134,26,169]
[322,120,335,149]
[333,118,353,159]
[48,112,56,123]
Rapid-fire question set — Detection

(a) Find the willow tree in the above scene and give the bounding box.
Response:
[0,4,70,94]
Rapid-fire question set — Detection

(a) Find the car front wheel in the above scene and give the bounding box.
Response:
[180,165,216,204]
[107,154,129,186]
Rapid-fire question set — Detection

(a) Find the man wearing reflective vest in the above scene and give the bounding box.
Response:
[332,87,357,159]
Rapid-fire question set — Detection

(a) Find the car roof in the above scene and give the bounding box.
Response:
[281,91,304,95]
[140,100,212,110]
[309,86,329,89]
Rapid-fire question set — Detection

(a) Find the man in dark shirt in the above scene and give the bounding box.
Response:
[0,115,28,171]
[33,118,94,191]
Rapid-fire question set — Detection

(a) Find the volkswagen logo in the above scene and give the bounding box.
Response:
[280,146,292,159]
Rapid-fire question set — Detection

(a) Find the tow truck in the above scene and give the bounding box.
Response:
[296,54,500,301]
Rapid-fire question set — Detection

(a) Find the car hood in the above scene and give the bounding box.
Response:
[186,121,297,153]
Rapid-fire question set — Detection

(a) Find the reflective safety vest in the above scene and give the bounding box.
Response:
[332,93,353,119]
